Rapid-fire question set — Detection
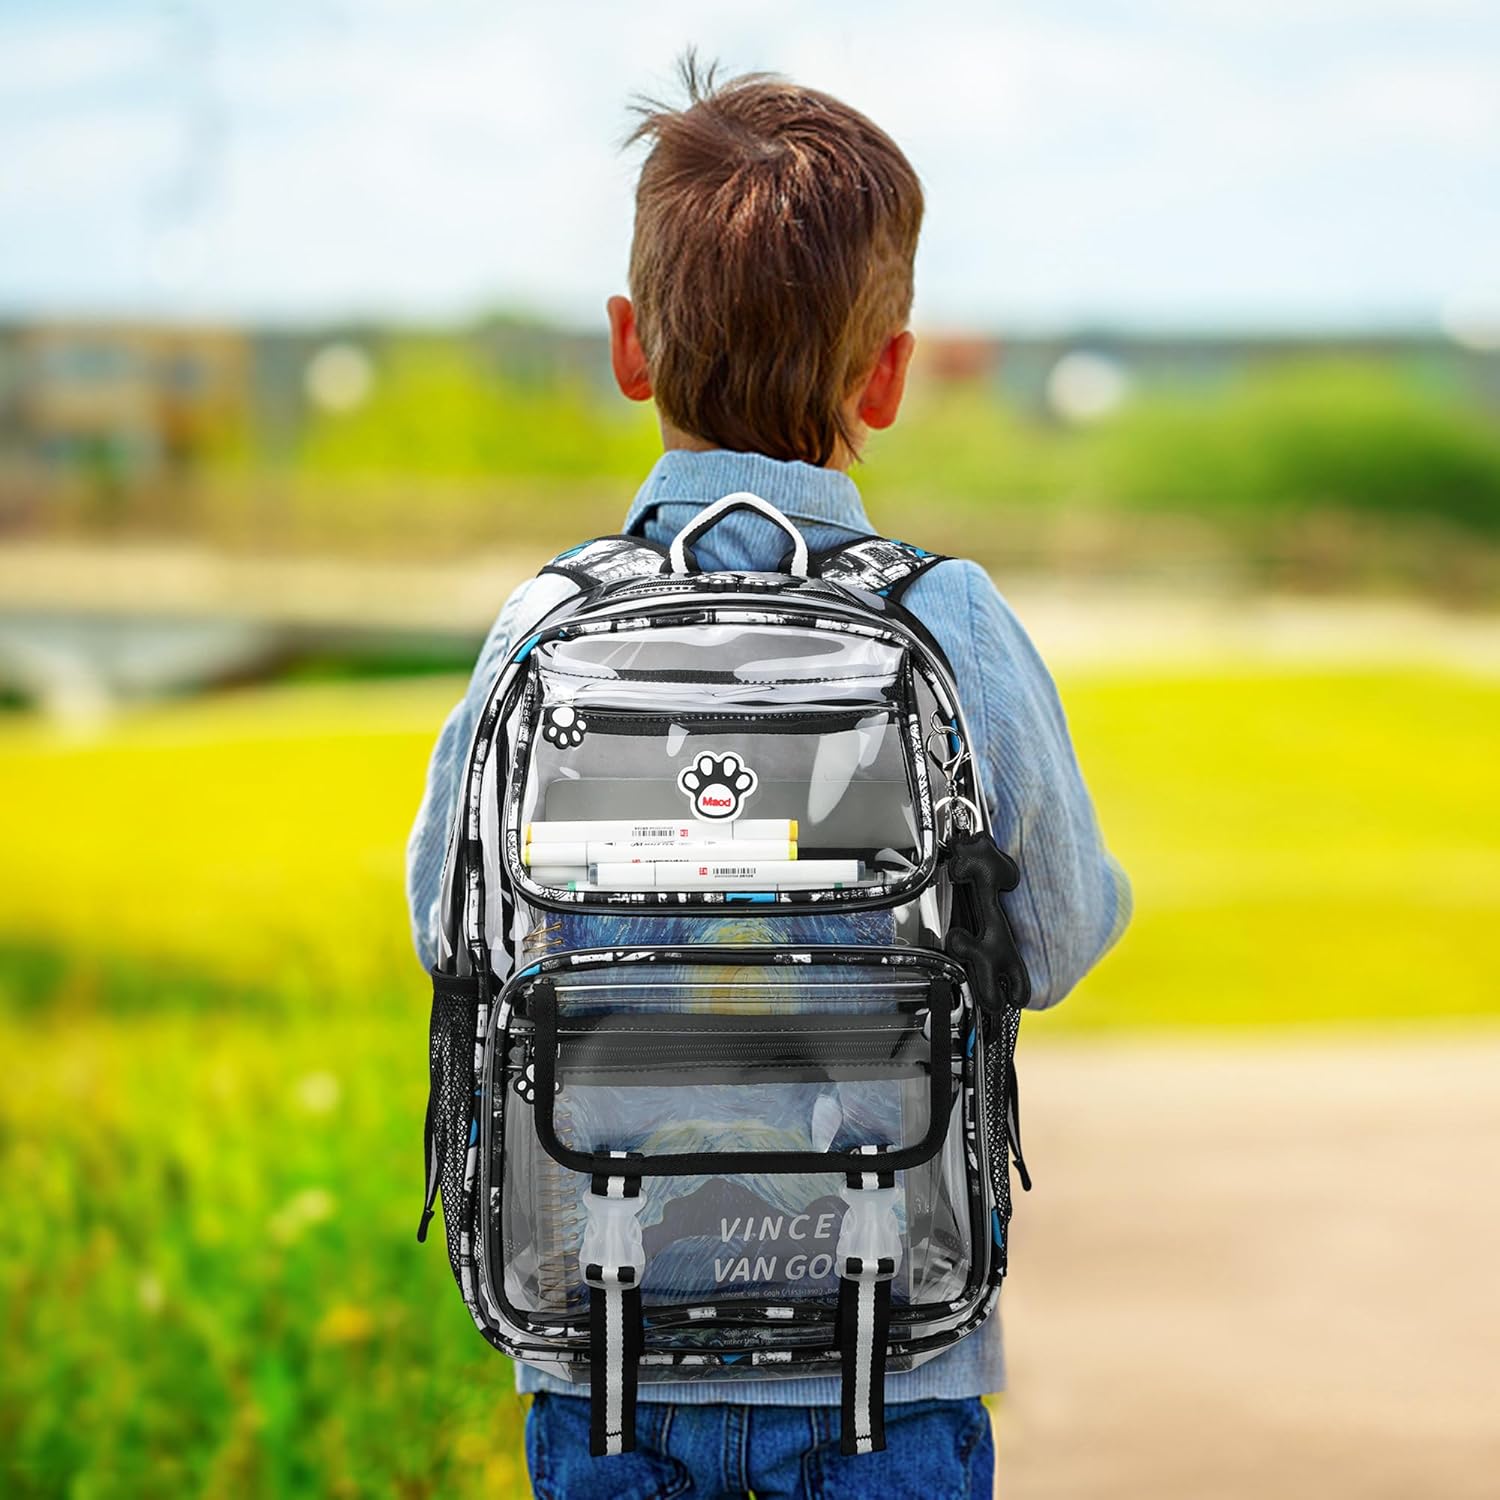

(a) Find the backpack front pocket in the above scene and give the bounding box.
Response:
[481,948,985,1333]
[526,985,953,1176]
[517,708,917,890]
[505,624,936,910]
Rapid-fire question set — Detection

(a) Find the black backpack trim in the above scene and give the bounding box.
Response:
[538,534,672,590]
[781,534,951,606]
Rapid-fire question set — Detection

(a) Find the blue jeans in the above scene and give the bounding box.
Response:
[524,1393,994,1499]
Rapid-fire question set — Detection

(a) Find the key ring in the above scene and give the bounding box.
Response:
[925,711,965,781]
[933,794,981,841]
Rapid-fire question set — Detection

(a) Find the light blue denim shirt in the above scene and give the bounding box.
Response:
[406,448,1132,1404]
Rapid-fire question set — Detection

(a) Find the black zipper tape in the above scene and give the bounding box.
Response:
[533,1008,938,1086]
[527,976,955,1178]
[566,705,897,736]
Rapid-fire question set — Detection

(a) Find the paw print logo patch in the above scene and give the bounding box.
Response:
[513,1061,560,1102]
[678,751,758,821]
[540,704,587,748]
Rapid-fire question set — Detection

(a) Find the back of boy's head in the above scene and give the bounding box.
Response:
[627,54,924,468]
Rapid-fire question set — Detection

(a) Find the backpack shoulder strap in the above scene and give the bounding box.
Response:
[806,534,950,606]
[538,534,671,591]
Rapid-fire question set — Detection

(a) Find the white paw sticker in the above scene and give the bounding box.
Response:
[540,705,587,748]
[677,751,758,821]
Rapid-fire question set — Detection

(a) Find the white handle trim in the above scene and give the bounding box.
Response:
[668,491,811,577]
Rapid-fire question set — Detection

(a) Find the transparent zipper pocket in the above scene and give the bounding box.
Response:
[511,702,925,902]
[513,953,960,1177]
[485,948,979,1319]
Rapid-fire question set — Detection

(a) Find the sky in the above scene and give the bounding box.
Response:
[2,0,1498,334]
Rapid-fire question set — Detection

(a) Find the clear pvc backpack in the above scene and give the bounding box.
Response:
[418,494,1031,1457]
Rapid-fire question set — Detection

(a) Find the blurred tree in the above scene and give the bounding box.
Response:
[298,337,658,481]
[1086,362,1500,534]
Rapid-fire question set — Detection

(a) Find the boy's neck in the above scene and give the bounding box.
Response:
[659,420,854,474]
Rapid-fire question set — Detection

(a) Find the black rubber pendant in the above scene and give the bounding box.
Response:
[944,832,1031,1012]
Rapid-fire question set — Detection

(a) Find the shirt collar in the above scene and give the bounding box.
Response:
[622,449,874,537]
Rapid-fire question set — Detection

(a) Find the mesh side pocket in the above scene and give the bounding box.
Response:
[427,967,483,1285]
[982,1005,1024,1266]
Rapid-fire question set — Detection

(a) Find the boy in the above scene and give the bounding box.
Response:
[407,57,1130,1499]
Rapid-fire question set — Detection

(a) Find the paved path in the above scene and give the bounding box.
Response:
[992,1032,1500,1499]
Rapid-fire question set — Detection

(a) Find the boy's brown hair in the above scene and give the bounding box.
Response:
[626,54,924,468]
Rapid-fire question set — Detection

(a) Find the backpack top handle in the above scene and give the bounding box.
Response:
[667,491,811,577]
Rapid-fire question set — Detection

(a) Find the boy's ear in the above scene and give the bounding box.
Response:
[857,330,916,431]
[607,295,653,402]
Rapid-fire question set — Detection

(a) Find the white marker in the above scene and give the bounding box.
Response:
[524,839,796,866]
[523,865,589,887]
[591,859,864,890]
[525,818,797,846]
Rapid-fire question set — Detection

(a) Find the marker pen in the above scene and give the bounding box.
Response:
[591,859,864,890]
[524,865,589,887]
[525,818,798,846]
[524,838,796,866]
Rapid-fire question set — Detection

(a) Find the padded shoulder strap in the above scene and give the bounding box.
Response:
[806,535,950,605]
[539,534,670,591]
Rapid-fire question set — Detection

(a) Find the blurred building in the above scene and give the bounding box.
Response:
[0,318,1494,501]
[0,322,249,490]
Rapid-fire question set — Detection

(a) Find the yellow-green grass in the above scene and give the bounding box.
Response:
[0,679,448,1001]
[0,1005,526,1498]
[2,664,1497,1495]
[1,665,1495,1026]
[1054,663,1500,1029]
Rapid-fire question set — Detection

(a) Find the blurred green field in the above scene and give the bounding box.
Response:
[2,661,1497,1496]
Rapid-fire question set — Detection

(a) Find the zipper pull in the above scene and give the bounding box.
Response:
[1007,1053,1033,1192]
[416,1098,441,1243]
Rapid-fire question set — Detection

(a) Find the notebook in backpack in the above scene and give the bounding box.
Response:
[418,493,1031,1457]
